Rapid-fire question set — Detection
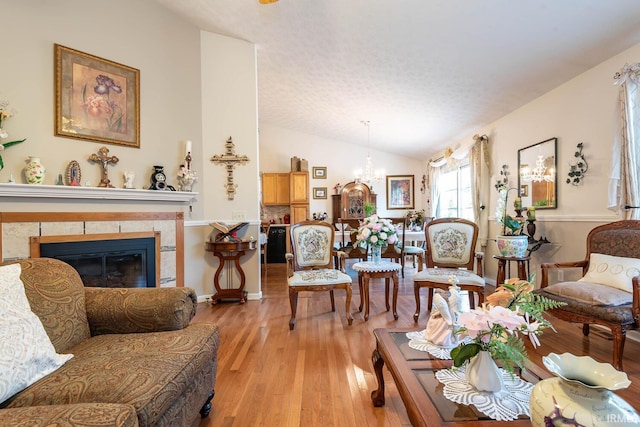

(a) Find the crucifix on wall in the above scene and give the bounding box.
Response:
[88,146,119,188]
[210,136,250,200]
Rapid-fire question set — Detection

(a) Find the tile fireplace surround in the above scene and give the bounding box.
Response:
[0,183,194,287]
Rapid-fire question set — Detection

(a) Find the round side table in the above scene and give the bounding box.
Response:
[493,254,530,285]
[352,261,402,321]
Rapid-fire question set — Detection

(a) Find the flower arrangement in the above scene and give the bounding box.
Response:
[0,98,26,170]
[405,209,426,229]
[450,277,566,375]
[355,215,398,247]
[495,185,524,235]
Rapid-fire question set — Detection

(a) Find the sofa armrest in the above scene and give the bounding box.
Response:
[540,260,588,288]
[0,403,138,427]
[84,287,197,335]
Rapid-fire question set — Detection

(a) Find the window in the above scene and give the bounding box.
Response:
[435,161,473,220]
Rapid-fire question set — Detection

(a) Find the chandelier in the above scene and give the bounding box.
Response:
[354,120,383,186]
[520,155,554,183]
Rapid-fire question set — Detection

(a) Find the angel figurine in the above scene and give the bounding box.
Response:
[424,276,463,348]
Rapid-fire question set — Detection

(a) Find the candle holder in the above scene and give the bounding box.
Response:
[177,152,197,192]
[514,208,525,219]
[526,219,537,242]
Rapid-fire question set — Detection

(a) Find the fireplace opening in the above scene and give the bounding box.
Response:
[39,237,157,288]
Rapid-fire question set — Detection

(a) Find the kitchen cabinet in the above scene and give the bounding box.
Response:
[290,204,310,225]
[262,173,290,205]
[290,172,309,204]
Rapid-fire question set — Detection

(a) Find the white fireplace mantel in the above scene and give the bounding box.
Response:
[0,183,197,203]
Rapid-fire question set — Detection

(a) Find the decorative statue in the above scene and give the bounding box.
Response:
[123,171,135,189]
[424,278,463,348]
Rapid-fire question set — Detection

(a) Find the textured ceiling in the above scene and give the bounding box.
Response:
[154,0,640,159]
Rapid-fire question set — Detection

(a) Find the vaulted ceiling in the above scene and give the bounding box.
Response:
[154,0,640,158]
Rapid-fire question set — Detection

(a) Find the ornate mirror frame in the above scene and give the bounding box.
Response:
[517,137,557,209]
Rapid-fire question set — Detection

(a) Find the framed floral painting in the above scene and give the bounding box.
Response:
[386,175,414,209]
[55,44,140,148]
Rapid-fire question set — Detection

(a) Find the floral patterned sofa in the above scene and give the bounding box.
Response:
[0,258,220,427]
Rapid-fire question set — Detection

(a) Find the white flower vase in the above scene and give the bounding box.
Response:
[530,353,639,427]
[23,156,45,185]
[495,235,528,258]
[465,351,504,393]
[371,245,382,263]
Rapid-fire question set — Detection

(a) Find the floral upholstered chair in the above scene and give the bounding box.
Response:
[413,218,485,322]
[286,220,353,330]
[537,220,640,370]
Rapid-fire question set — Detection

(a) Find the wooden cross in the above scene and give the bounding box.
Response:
[88,146,119,188]
[210,137,250,200]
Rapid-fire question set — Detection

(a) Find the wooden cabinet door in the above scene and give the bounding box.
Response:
[262,173,290,205]
[291,204,309,224]
[290,172,309,204]
[340,182,373,219]
[275,174,290,204]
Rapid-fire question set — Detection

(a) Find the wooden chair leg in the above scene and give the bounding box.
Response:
[427,288,434,313]
[611,325,626,371]
[329,289,336,312]
[583,324,590,336]
[289,288,298,330]
[344,286,353,325]
[413,283,421,323]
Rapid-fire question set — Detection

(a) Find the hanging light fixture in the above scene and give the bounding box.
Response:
[521,154,554,183]
[354,120,383,186]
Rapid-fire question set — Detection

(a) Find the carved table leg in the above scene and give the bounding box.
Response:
[371,348,386,406]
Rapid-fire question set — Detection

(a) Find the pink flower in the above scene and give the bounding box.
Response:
[487,305,526,330]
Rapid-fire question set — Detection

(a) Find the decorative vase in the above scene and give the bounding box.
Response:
[465,351,504,393]
[495,235,528,258]
[530,353,639,427]
[23,156,45,185]
[371,245,382,263]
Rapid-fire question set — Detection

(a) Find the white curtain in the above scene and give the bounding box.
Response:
[611,63,640,220]
[469,135,490,239]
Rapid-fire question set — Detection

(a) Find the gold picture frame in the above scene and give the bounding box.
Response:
[386,175,415,209]
[55,44,140,148]
[313,187,327,199]
[312,166,327,179]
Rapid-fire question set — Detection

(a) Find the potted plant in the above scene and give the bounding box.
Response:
[495,185,528,258]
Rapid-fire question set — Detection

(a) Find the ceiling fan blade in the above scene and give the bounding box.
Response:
[259,0,279,4]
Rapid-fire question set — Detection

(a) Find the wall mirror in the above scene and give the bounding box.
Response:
[518,137,557,209]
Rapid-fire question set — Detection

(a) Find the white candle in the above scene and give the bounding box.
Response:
[185,140,192,157]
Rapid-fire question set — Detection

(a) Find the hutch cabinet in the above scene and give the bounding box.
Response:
[331,181,376,221]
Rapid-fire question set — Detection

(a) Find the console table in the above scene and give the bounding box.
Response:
[371,328,550,426]
[205,240,256,304]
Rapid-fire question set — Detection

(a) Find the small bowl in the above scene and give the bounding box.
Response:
[542,352,631,391]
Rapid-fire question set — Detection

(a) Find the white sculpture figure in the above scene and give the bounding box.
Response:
[177,164,197,192]
[424,277,462,348]
[123,171,135,189]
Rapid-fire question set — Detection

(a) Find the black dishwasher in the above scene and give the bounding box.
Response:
[267,226,287,263]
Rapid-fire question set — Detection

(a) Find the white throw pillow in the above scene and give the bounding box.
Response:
[0,264,73,404]
[578,253,640,293]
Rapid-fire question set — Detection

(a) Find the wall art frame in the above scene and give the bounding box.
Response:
[55,44,140,148]
[312,166,327,179]
[386,175,415,209]
[313,187,327,199]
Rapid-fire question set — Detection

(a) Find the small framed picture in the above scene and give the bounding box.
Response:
[313,187,327,199]
[520,185,529,197]
[312,166,327,179]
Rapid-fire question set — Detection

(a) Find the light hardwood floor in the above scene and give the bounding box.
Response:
[196,263,640,427]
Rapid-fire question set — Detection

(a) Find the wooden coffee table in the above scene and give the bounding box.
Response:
[371,328,550,426]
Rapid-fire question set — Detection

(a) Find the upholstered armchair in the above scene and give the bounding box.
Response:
[286,220,354,330]
[537,220,640,370]
[413,218,485,322]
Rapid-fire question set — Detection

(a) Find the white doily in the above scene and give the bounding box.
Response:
[352,261,402,272]
[435,366,533,421]
[406,331,470,360]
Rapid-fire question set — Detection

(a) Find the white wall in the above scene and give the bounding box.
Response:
[445,42,640,284]
[259,123,428,219]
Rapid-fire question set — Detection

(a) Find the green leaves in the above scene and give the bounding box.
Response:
[0,138,26,171]
[451,342,481,367]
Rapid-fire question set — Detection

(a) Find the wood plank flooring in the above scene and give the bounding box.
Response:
[195,263,640,427]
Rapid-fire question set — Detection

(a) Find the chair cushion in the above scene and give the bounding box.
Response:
[535,289,635,325]
[414,268,485,286]
[543,281,632,306]
[0,264,74,405]
[288,269,352,286]
[578,253,640,293]
[403,245,424,255]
